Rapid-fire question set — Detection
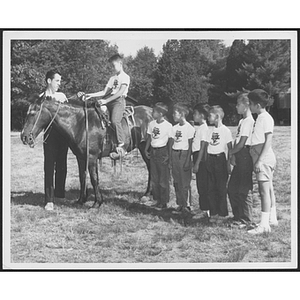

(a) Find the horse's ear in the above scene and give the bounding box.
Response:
[29,94,42,104]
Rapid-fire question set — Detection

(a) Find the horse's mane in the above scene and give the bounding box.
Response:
[31,94,97,109]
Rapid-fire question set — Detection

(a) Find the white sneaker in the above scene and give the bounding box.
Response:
[269,220,279,226]
[45,202,54,211]
[248,224,271,235]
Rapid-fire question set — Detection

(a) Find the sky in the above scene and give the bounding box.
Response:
[109,39,234,57]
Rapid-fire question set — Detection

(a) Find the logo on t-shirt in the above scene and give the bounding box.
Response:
[113,79,119,89]
[174,130,183,142]
[210,132,220,146]
[152,127,160,139]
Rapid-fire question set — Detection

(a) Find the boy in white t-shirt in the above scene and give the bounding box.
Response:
[247,89,277,235]
[169,103,195,212]
[228,93,254,227]
[206,105,233,221]
[79,54,130,159]
[192,103,210,217]
[145,103,172,209]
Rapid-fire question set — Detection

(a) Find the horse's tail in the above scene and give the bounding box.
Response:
[132,105,153,143]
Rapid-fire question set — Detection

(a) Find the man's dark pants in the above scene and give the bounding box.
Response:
[192,151,209,211]
[43,126,68,204]
[107,96,125,145]
[206,152,228,216]
[228,147,253,223]
[150,146,170,205]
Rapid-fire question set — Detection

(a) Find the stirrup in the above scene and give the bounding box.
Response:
[110,146,126,160]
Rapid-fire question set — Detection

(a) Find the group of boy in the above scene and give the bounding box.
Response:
[145,89,278,235]
[43,54,278,236]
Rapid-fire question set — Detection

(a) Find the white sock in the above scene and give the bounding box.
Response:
[270,206,278,223]
[260,211,270,228]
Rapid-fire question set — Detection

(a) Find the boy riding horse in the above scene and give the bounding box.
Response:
[78,54,130,160]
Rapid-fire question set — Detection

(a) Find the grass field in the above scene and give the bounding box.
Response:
[9,127,292,266]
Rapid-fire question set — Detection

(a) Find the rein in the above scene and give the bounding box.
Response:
[83,96,89,198]
[43,102,62,143]
[29,101,62,146]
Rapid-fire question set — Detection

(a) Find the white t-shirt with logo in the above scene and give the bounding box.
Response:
[106,70,130,97]
[235,115,255,146]
[147,119,173,148]
[206,124,233,156]
[172,122,195,150]
[192,123,209,153]
[251,111,274,145]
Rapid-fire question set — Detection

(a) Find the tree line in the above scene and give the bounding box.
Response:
[11,39,290,130]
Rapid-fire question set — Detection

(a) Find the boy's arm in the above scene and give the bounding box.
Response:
[230,136,248,155]
[227,141,233,174]
[193,141,207,173]
[100,85,127,105]
[254,132,273,173]
[168,138,174,169]
[184,139,193,170]
[144,134,151,159]
[77,85,110,100]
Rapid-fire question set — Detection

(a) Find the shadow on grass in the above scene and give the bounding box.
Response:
[11,188,209,227]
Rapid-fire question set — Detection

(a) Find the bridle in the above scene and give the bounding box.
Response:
[28,100,62,146]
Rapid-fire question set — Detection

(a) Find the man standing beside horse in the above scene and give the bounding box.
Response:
[41,69,69,211]
[78,54,130,160]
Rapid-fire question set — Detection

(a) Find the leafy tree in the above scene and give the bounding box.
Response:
[10,40,118,130]
[225,40,248,93]
[237,40,291,95]
[126,46,157,105]
[154,39,227,109]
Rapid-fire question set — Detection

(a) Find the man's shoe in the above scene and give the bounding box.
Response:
[248,225,271,235]
[209,214,219,223]
[45,202,54,211]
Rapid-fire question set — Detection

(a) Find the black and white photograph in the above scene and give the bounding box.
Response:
[2,30,297,270]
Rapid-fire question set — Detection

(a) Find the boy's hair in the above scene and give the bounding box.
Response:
[248,89,270,108]
[45,69,61,83]
[173,103,190,117]
[237,93,250,106]
[154,102,168,116]
[193,103,210,119]
[108,53,123,63]
[210,105,225,119]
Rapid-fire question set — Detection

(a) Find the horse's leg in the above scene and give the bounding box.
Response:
[138,140,151,197]
[88,156,103,208]
[76,157,88,204]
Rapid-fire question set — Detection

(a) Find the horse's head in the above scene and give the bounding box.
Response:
[20,94,52,147]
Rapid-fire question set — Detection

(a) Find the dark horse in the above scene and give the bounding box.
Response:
[21,94,153,207]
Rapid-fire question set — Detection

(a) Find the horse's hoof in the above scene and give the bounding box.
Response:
[74,200,85,206]
[91,201,103,209]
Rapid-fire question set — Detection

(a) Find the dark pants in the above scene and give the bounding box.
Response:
[228,147,253,222]
[150,146,170,204]
[43,126,68,204]
[192,152,209,211]
[171,150,192,208]
[107,97,125,145]
[206,152,228,216]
